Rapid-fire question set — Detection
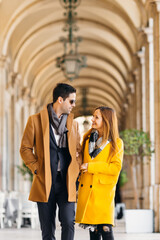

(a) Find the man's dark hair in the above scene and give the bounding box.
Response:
[53,83,76,103]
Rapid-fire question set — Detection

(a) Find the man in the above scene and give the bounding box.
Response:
[20,83,82,240]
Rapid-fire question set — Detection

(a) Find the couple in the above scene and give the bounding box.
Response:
[20,83,123,240]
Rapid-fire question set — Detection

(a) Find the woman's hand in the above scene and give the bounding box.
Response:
[80,163,88,173]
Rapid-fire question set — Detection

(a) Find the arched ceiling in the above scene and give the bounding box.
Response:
[0,0,148,121]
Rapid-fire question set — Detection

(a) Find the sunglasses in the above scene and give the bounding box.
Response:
[69,99,76,105]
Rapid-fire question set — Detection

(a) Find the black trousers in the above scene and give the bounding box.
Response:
[89,224,114,240]
[37,173,75,240]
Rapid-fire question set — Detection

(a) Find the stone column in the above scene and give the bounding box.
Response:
[0,55,10,191]
[6,72,19,190]
[143,16,160,231]
[19,87,31,193]
[125,82,136,129]
[137,47,150,208]
[132,68,142,130]
[153,0,160,186]
[5,71,20,191]
[121,86,139,209]
[21,87,30,126]
[137,47,146,131]
[143,18,155,188]
[150,0,160,231]
[133,67,145,207]
[0,56,6,190]
[10,73,22,191]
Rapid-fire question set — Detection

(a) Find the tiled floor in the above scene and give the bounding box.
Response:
[0,221,160,240]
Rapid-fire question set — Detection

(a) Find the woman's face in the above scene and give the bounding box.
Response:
[91,109,103,132]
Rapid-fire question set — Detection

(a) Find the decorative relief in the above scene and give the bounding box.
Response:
[0,55,10,68]
[21,87,30,99]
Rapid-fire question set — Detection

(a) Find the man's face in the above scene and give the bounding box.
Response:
[60,93,76,114]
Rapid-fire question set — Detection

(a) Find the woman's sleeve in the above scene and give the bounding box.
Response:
[88,139,124,176]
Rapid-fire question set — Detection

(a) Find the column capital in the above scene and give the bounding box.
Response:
[137,47,145,65]
[7,72,21,88]
[142,19,153,43]
[143,27,153,43]
[123,103,128,111]
[0,55,10,68]
[11,72,21,86]
[128,82,135,94]
[150,0,160,12]
[21,87,30,99]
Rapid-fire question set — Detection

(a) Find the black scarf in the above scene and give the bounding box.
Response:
[89,129,110,158]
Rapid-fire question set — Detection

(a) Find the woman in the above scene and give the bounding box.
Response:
[75,107,124,240]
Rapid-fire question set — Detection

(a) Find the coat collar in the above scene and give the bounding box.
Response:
[40,106,49,137]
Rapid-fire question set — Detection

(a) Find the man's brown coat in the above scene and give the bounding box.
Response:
[20,106,82,202]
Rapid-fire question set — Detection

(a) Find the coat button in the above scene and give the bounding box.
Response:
[90,185,92,188]
[81,184,83,187]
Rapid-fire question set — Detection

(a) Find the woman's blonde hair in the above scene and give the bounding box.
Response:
[82,106,119,152]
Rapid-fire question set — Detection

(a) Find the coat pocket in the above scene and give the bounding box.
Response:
[31,160,40,175]
[98,174,117,185]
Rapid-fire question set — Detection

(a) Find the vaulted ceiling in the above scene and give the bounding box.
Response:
[0,0,148,120]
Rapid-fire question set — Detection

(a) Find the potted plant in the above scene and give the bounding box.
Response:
[119,169,128,188]
[120,129,154,233]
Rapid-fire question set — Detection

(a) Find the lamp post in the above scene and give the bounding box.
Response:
[56,0,87,81]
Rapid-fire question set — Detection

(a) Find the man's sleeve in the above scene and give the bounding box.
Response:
[20,116,39,174]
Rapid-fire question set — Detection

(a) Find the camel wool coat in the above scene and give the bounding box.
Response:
[20,106,82,202]
[75,137,123,225]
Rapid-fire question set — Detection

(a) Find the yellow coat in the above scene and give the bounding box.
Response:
[75,137,123,225]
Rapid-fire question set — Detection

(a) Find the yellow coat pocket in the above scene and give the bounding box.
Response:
[98,174,117,185]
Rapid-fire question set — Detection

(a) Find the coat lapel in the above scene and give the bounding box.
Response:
[67,113,74,141]
[40,106,51,197]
